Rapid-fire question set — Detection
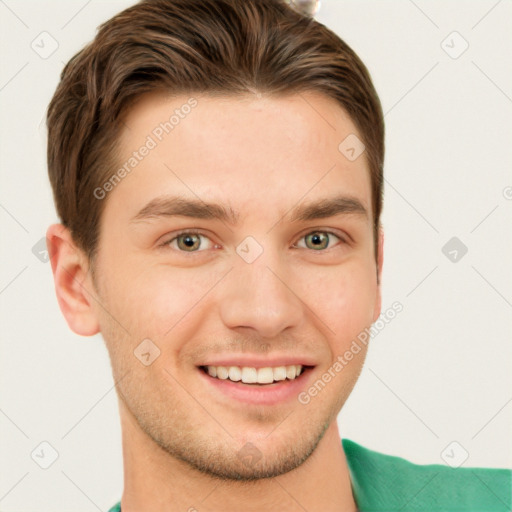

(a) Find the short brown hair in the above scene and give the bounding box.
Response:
[47,0,384,263]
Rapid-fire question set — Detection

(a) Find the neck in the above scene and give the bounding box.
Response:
[119,401,357,512]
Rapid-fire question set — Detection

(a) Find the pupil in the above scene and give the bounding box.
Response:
[180,234,199,250]
[309,232,327,250]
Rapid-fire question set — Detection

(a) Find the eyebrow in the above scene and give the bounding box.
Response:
[130,194,368,225]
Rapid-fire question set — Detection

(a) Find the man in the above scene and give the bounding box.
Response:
[45,0,511,510]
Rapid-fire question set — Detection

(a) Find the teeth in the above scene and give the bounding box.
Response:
[204,365,304,384]
[273,366,287,381]
[257,367,274,384]
[216,366,229,380]
[228,366,241,381]
[241,367,257,383]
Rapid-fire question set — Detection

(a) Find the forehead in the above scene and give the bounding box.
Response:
[108,91,372,224]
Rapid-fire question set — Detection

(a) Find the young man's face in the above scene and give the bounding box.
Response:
[87,91,382,479]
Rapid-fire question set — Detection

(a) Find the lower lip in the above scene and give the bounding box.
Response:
[197,367,314,406]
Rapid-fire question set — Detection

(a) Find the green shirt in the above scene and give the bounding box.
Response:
[108,438,512,511]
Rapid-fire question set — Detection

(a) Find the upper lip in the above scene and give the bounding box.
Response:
[199,356,317,369]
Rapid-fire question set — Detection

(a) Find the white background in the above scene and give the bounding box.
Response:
[0,0,511,510]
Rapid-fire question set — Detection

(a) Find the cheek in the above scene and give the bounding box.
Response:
[102,261,223,336]
[97,250,377,352]
[300,262,377,348]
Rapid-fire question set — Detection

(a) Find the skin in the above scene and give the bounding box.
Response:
[47,91,383,511]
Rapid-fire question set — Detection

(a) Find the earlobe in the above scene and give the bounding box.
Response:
[372,227,384,323]
[46,224,100,337]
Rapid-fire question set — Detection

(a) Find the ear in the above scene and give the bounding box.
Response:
[46,224,100,336]
[372,227,384,323]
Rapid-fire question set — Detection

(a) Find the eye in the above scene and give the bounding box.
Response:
[160,229,346,254]
[161,230,216,252]
[295,231,344,251]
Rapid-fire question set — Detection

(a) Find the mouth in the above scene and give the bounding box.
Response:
[199,364,311,384]
[197,364,315,405]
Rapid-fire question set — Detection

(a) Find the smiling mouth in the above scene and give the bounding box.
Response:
[199,365,313,385]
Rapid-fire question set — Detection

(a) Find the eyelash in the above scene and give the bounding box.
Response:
[159,229,348,254]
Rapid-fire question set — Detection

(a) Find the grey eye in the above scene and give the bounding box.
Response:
[296,231,342,251]
[176,233,202,251]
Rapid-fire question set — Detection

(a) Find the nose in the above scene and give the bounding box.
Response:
[218,247,304,339]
